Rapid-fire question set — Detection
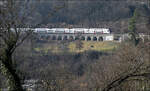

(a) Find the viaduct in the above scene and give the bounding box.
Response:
[36,33,150,42]
[36,33,120,41]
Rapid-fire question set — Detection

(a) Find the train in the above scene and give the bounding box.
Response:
[34,28,111,34]
[9,28,111,34]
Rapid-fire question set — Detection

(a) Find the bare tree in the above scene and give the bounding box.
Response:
[88,42,150,91]
[105,43,150,91]
[0,0,67,90]
[0,0,42,90]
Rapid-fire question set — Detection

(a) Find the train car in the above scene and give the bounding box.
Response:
[73,28,84,33]
[83,28,89,33]
[87,28,110,34]
[88,28,96,33]
[34,28,49,33]
[33,28,111,34]
[69,28,75,33]
[10,28,34,33]
[102,28,110,34]
[53,28,65,33]
[94,28,103,34]
[47,28,55,33]
[64,28,70,33]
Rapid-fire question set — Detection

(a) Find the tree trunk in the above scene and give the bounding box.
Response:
[0,60,23,91]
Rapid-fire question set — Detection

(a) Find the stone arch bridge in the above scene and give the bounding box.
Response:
[35,33,150,42]
[36,33,115,41]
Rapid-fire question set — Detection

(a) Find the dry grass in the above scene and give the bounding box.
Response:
[34,41,119,53]
[68,41,118,53]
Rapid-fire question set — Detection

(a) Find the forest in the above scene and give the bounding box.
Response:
[0,0,150,91]
[29,0,150,33]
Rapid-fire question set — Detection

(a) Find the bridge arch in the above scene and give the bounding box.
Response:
[63,36,68,40]
[69,36,74,40]
[52,36,56,40]
[45,36,51,40]
[47,34,106,41]
[98,36,103,41]
[93,36,97,41]
[87,36,91,41]
[81,36,85,40]
[75,36,80,40]
[57,36,62,40]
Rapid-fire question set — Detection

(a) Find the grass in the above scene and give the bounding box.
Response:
[68,41,118,53]
[34,41,119,53]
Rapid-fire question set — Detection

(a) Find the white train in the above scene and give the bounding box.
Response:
[34,28,111,34]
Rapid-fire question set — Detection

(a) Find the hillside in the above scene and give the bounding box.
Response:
[29,0,150,33]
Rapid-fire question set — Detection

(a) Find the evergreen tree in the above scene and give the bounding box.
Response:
[128,9,140,46]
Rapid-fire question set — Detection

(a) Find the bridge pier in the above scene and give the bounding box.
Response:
[85,36,87,41]
[91,37,94,41]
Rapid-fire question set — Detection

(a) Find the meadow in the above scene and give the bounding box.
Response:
[34,41,119,53]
